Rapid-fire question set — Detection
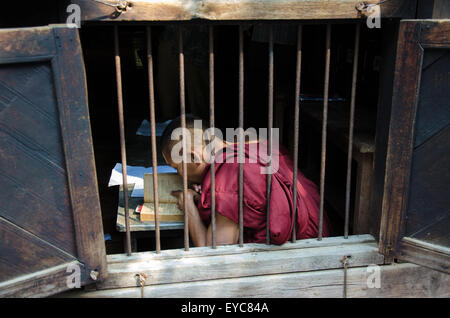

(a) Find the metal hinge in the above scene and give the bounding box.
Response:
[136,273,148,298]
[355,0,390,16]
[91,0,133,14]
[341,255,352,298]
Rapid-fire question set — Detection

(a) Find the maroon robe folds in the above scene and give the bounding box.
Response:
[197,141,332,244]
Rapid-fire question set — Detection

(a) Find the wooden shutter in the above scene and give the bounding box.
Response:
[0,25,107,297]
[379,19,450,273]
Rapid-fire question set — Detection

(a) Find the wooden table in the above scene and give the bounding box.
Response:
[116,184,184,251]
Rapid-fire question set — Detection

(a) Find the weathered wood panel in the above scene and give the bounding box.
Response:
[0,62,77,255]
[0,217,76,283]
[0,261,84,298]
[419,20,450,46]
[61,263,450,298]
[51,25,107,281]
[405,125,450,247]
[432,0,450,19]
[412,50,450,148]
[69,0,417,22]
[379,20,450,271]
[369,20,399,241]
[0,25,107,297]
[0,27,55,62]
[107,234,377,263]
[379,21,423,260]
[398,238,450,274]
[98,242,383,289]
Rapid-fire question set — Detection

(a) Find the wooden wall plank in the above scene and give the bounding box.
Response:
[107,234,377,263]
[420,20,450,46]
[0,25,107,297]
[51,26,107,282]
[369,21,400,241]
[69,0,416,22]
[0,62,77,255]
[61,263,450,298]
[97,242,383,289]
[398,239,450,274]
[0,261,84,298]
[0,27,55,62]
[432,0,450,19]
[405,125,450,245]
[0,217,76,283]
[378,21,423,260]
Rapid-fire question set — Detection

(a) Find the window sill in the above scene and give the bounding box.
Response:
[96,234,383,290]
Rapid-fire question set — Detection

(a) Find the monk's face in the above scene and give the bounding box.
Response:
[163,148,207,184]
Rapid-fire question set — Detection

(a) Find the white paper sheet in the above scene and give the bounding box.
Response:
[108,163,177,197]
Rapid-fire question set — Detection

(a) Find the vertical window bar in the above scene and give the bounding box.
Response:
[318,23,331,241]
[291,25,302,243]
[209,26,217,249]
[114,25,132,256]
[266,25,274,245]
[238,25,244,247]
[344,23,361,239]
[146,26,161,253]
[179,25,189,251]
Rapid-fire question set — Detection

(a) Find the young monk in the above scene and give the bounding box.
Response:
[161,115,331,247]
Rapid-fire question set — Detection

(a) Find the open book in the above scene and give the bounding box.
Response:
[140,173,184,222]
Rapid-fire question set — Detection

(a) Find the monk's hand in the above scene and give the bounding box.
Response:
[170,189,199,211]
[192,184,202,194]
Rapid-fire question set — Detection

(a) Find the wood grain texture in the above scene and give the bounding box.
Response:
[0,217,76,283]
[0,25,107,297]
[379,20,450,267]
[0,27,55,62]
[107,234,378,263]
[352,153,374,235]
[0,261,84,298]
[420,20,450,47]
[370,21,400,241]
[405,125,450,246]
[398,238,450,274]
[70,0,417,22]
[51,26,107,281]
[96,242,384,289]
[0,62,77,255]
[432,0,450,19]
[61,263,450,298]
[379,21,423,259]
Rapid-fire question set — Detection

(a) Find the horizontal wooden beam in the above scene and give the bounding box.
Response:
[397,238,450,274]
[99,241,383,289]
[69,0,417,22]
[107,234,376,263]
[61,263,450,298]
[0,261,84,298]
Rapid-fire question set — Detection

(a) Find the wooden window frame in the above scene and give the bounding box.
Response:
[0,25,107,297]
[60,0,450,295]
[378,19,450,273]
[89,235,384,293]
[69,0,417,22]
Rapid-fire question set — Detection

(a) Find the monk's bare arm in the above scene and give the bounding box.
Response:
[205,213,239,246]
[171,190,239,247]
[185,200,239,247]
[184,198,208,247]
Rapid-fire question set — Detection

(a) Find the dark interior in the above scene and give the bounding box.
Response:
[77,23,381,254]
